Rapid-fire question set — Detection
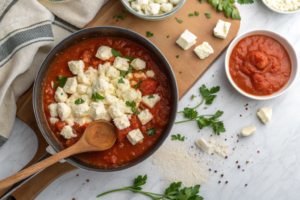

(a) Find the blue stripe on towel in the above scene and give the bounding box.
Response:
[0,0,18,22]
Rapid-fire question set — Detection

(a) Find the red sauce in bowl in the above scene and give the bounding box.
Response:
[43,37,171,167]
[229,35,292,96]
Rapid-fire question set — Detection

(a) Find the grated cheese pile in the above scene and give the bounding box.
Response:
[152,140,211,187]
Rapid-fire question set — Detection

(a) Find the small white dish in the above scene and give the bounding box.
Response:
[225,29,298,100]
[262,0,300,14]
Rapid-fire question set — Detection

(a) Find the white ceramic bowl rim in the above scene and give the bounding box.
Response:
[262,0,300,14]
[225,29,298,100]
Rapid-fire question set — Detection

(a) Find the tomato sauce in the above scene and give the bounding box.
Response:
[229,35,291,96]
[43,37,171,167]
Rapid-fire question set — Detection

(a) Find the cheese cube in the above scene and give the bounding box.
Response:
[74,116,93,126]
[108,101,126,119]
[155,0,168,3]
[77,72,91,86]
[68,60,84,75]
[176,30,197,50]
[242,126,256,137]
[77,84,88,94]
[95,46,113,61]
[72,103,90,118]
[57,103,71,121]
[137,0,149,5]
[142,94,161,108]
[120,88,142,103]
[55,87,68,103]
[90,102,111,121]
[63,77,78,94]
[113,57,129,71]
[50,117,59,125]
[127,129,144,145]
[103,94,119,105]
[85,67,98,83]
[60,125,77,139]
[257,107,272,124]
[106,66,120,79]
[146,70,155,78]
[48,103,58,117]
[170,0,181,5]
[194,42,214,59]
[138,109,153,125]
[161,3,173,13]
[195,138,213,154]
[92,77,110,93]
[114,115,131,130]
[131,1,141,11]
[145,3,161,15]
[131,58,146,70]
[213,20,231,39]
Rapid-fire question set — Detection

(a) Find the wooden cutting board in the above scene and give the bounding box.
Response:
[0,0,240,199]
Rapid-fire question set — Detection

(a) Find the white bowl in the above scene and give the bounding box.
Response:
[262,0,300,14]
[120,0,186,21]
[225,29,298,100]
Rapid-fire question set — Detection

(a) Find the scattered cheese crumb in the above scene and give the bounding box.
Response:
[257,107,272,124]
[242,126,257,137]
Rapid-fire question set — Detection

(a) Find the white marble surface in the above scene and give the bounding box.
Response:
[1,2,300,200]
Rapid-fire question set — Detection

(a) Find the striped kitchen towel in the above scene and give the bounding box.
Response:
[0,0,106,147]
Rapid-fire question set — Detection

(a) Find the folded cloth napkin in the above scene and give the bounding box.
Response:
[0,0,107,147]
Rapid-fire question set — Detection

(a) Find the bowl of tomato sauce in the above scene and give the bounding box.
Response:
[225,30,298,100]
[33,26,178,172]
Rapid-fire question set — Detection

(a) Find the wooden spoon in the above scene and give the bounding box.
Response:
[0,120,117,191]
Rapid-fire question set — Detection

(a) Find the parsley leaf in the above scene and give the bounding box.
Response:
[167,35,170,38]
[54,75,68,88]
[134,175,147,187]
[200,84,220,105]
[191,94,196,100]
[113,14,117,19]
[122,9,129,13]
[195,11,199,16]
[189,13,194,16]
[92,92,105,100]
[116,14,126,21]
[134,79,143,88]
[179,71,182,74]
[111,49,122,57]
[146,127,156,136]
[237,0,254,4]
[204,12,211,18]
[118,78,125,84]
[171,134,185,141]
[148,95,154,99]
[146,31,154,37]
[132,108,140,115]
[176,55,180,58]
[120,65,133,77]
[175,17,183,23]
[123,56,134,61]
[165,182,182,196]
[75,98,85,105]
[126,101,140,114]
[139,104,144,110]
[202,0,241,20]
[183,107,198,119]
[199,0,205,2]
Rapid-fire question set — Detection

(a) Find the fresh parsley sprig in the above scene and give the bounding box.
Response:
[201,0,242,20]
[176,84,225,135]
[97,175,204,200]
[171,134,185,141]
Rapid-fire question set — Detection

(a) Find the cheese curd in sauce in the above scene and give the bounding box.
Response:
[229,35,291,96]
[43,37,171,167]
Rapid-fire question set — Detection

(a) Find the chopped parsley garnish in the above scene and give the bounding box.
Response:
[202,0,241,20]
[176,55,179,58]
[238,0,254,4]
[204,107,208,109]
[179,71,182,74]
[175,17,183,24]
[75,98,85,105]
[139,104,144,110]
[148,95,154,99]
[116,14,126,21]
[146,31,154,37]
[191,94,196,100]
[53,75,68,88]
[167,35,170,38]
[204,12,211,18]
[189,13,194,17]
[118,78,125,84]
[120,65,133,77]
[134,79,143,88]
[61,93,63,95]
[122,9,129,13]
[97,175,204,200]
[195,11,199,16]
[146,127,156,136]
[123,56,134,61]
[126,101,140,115]
[111,49,122,57]
[171,134,185,141]
[92,92,105,100]
[175,84,226,135]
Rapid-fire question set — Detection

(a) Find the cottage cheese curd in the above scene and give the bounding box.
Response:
[127,0,182,15]
[265,0,300,12]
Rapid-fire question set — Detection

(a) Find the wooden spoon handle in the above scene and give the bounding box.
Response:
[0,145,80,191]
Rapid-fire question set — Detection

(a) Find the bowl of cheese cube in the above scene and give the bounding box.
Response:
[262,0,300,14]
[121,0,186,21]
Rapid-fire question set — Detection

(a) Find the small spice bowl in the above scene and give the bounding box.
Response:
[120,0,186,21]
[225,29,298,100]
